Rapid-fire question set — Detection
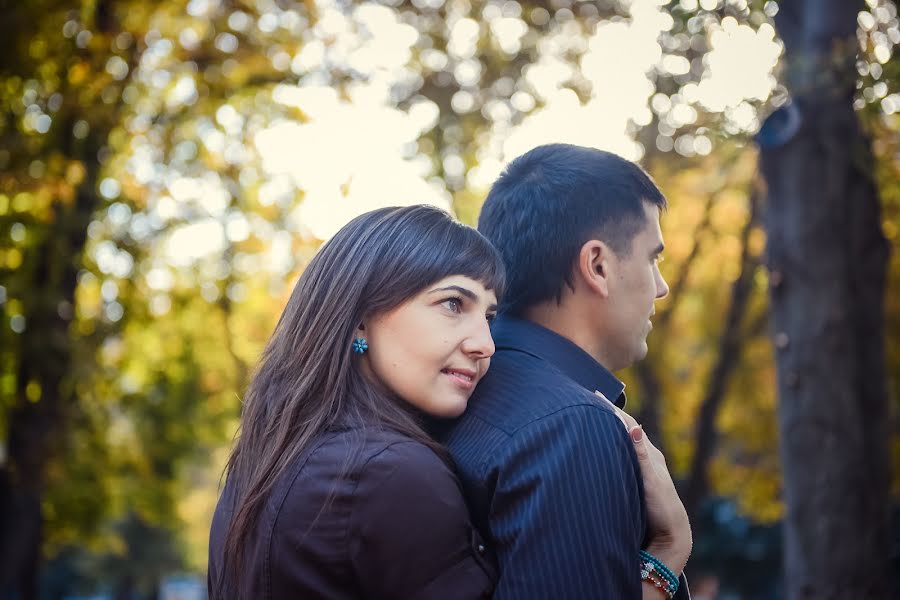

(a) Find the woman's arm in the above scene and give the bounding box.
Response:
[348,440,496,600]
[629,424,692,575]
[630,422,693,600]
[597,395,692,599]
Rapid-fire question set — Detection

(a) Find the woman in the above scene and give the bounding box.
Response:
[208,205,688,599]
[209,205,503,599]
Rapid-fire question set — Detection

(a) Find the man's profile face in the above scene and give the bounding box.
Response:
[602,201,669,371]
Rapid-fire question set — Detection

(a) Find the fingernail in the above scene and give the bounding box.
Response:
[630,427,643,443]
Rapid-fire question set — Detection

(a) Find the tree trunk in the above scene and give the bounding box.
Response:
[1,3,119,593]
[0,170,99,599]
[759,1,892,597]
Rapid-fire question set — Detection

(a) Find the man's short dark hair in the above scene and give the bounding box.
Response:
[477,143,666,316]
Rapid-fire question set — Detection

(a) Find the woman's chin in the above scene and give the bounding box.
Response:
[428,396,470,419]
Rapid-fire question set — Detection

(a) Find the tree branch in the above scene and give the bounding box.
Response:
[681,176,764,523]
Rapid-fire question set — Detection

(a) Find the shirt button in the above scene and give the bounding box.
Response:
[477,544,486,554]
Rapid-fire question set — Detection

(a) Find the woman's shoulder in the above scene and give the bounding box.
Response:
[295,427,459,510]
[274,427,463,536]
[270,427,452,530]
[315,426,453,482]
[281,426,455,494]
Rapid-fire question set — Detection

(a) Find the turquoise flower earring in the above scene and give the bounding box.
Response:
[352,338,369,354]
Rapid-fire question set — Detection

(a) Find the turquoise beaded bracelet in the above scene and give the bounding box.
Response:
[639,550,679,598]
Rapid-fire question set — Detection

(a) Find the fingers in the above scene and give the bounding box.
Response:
[630,425,643,443]
[628,426,666,479]
[592,393,665,465]
[629,425,649,461]
[648,440,667,465]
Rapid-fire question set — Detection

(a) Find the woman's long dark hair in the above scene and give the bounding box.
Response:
[216,205,505,596]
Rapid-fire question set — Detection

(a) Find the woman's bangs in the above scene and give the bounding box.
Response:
[431,223,506,299]
[361,206,507,311]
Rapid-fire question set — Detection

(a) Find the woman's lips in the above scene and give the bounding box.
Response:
[442,368,476,390]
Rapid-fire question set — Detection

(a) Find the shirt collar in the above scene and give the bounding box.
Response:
[490,315,627,408]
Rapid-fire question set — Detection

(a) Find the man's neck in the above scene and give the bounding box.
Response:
[521,302,616,372]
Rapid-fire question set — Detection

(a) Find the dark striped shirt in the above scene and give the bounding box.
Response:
[435,315,676,599]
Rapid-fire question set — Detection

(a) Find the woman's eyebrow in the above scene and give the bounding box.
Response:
[429,285,477,300]
[429,285,498,311]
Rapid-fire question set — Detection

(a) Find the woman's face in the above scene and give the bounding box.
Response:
[362,275,498,418]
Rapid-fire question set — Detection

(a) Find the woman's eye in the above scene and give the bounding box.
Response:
[486,312,497,323]
[441,298,463,313]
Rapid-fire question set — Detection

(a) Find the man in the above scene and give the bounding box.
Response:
[436,144,691,598]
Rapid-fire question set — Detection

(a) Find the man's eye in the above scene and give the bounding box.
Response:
[486,313,497,323]
[442,298,463,313]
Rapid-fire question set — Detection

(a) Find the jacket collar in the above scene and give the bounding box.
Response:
[490,315,627,408]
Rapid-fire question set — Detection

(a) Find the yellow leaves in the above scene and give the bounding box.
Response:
[739,476,784,524]
[177,464,226,570]
[2,186,59,222]
[68,61,90,86]
[633,144,787,524]
[0,248,23,269]
[41,497,58,523]
[65,161,86,186]
[75,317,96,337]
[103,532,129,557]
[75,274,103,322]
[884,219,897,240]
[747,227,766,257]
[717,235,743,282]
[28,38,49,61]
[12,192,33,213]
[25,381,41,402]
[452,187,485,226]
[4,76,22,97]
[710,189,749,230]
[200,370,224,394]
[108,126,129,150]
[1,373,16,398]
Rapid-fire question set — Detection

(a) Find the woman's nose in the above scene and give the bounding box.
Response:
[462,318,495,358]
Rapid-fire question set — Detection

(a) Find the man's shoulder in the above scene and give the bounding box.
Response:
[459,348,607,434]
[437,350,624,474]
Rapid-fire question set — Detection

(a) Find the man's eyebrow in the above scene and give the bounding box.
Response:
[429,285,498,311]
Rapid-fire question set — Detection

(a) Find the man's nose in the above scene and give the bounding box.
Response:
[656,270,670,299]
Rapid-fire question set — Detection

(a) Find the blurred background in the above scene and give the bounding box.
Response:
[0,0,898,598]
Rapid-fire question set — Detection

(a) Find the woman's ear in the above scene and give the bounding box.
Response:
[577,239,611,298]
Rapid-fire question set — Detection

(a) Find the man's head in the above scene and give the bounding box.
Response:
[478,143,669,371]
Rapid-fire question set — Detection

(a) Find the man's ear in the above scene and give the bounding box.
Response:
[576,239,612,298]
